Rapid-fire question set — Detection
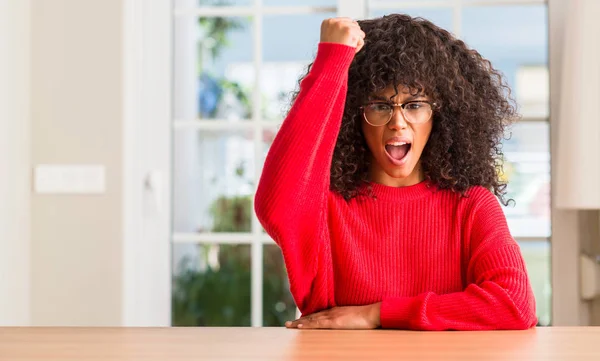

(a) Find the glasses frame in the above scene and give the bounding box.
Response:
[360,100,438,127]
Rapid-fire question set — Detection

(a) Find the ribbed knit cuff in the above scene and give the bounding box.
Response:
[380,297,415,329]
[310,42,356,83]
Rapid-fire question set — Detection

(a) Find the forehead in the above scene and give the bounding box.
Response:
[371,84,428,100]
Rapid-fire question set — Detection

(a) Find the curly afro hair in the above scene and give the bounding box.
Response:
[294,14,517,204]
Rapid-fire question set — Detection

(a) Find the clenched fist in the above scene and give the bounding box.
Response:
[320,17,366,53]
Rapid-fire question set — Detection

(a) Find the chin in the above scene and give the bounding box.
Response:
[384,165,416,180]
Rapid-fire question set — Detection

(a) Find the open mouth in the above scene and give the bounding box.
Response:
[385,142,412,164]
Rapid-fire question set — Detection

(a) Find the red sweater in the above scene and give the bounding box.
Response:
[255,43,537,331]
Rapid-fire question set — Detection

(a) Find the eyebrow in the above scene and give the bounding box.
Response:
[369,93,428,102]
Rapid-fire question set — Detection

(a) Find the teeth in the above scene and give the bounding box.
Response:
[388,142,408,146]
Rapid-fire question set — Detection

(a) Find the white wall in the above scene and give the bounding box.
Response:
[0,0,170,327]
[0,0,31,326]
[549,0,600,326]
[30,0,124,326]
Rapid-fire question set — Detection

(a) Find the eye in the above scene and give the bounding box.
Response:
[368,103,392,112]
[404,102,426,110]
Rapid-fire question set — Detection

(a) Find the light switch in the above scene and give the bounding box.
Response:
[34,165,106,194]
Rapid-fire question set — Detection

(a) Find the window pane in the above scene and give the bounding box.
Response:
[264,0,335,6]
[263,244,296,326]
[462,5,548,118]
[518,240,551,326]
[172,244,251,326]
[503,121,551,238]
[173,16,254,121]
[261,13,334,121]
[369,8,453,33]
[173,129,255,233]
[174,0,253,8]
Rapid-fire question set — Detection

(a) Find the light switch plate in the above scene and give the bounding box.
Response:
[34,165,106,194]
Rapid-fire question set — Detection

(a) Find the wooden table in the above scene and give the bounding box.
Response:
[1,327,599,360]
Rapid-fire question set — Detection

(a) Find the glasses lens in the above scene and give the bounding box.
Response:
[403,102,433,124]
[364,103,392,126]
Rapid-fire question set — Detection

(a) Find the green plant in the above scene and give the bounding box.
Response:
[219,78,252,119]
[198,16,244,60]
[209,195,252,232]
[197,16,252,119]
[172,244,252,326]
[171,244,297,326]
[172,166,296,326]
[262,246,297,326]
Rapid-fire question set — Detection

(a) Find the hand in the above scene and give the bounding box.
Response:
[285,303,381,330]
[320,17,366,53]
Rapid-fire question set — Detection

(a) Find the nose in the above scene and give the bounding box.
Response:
[387,107,408,130]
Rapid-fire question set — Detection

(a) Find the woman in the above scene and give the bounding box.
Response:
[255,14,537,330]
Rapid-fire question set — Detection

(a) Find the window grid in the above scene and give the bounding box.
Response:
[172,0,338,328]
[172,0,549,327]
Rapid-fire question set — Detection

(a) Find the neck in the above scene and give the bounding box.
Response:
[369,161,425,187]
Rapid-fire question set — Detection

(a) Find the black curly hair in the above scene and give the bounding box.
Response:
[294,14,517,204]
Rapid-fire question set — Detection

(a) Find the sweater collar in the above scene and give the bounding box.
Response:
[363,180,437,202]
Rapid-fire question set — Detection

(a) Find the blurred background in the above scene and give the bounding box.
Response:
[1,0,599,328]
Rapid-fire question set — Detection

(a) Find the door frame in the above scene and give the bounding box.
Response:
[122,0,172,326]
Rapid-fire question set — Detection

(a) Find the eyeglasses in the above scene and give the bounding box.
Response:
[360,100,436,127]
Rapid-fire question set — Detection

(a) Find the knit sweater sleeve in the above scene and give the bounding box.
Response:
[380,188,538,330]
[254,43,355,315]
